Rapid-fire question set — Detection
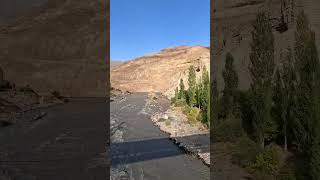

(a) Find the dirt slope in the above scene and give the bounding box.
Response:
[0,0,107,97]
[212,0,320,91]
[111,46,210,97]
[110,61,124,70]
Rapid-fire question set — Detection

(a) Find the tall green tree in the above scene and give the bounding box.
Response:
[172,86,179,103]
[272,48,296,151]
[195,79,202,109]
[201,66,210,123]
[179,78,186,100]
[188,65,197,106]
[222,52,239,117]
[282,47,297,151]
[292,11,320,180]
[292,10,320,151]
[249,11,275,149]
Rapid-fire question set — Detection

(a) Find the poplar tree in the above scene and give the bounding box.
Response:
[201,66,210,123]
[179,79,186,100]
[249,11,275,149]
[292,11,320,180]
[292,11,320,150]
[188,65,197,106]
[222,52,239,117]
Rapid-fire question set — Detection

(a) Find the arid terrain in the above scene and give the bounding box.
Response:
[110,45,211,179]
[110,92,209,180]
[212,0,320,90]
[0,0,109,179]
[0,0,107,97]
[211,0,320,180]
[110,61,124,70]
[111,45,210,97]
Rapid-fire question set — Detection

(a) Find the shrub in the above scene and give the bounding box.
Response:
[232,135,259,168]
[170,97,176,105]
[158,118,166,122]
[212,116,244,142]
[174,99,187,107]
[246,145,283,178]
[165,120,171,126]
[183,105,192,114]
[187,107,200,123]
[197,111,203,122]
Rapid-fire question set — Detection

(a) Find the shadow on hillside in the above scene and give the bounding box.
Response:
[111,133,209,166]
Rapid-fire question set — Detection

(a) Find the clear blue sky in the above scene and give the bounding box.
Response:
[111,0,210,61]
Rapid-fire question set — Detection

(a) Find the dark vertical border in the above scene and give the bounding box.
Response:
[210,0,215,179]
[106,0,111,176]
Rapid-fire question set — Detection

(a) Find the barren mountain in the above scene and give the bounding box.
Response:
[0,0,107,97]
[110,61,124,70]
[111,46,210,97]
[212,0,320,90]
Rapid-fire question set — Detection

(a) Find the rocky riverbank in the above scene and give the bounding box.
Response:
[0,85,64,127]
[150,100,210,166]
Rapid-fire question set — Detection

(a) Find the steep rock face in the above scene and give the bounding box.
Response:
[212,0,320,91]
[0,0,107,97]
[111,46,210,97]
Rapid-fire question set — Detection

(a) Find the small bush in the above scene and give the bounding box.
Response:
[165,120,171,126]
[212,116,244,142]
[246,145,283,178]
[187,107,200,123]
[170,97,176,104]
[183,105,192,114]
[174,99,187,107]
[158,118,166,122]
[197,111,203,122]
[232,135,259,167]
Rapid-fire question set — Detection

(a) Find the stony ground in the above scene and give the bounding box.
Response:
[151,105,210,166]
[0,87,64,127]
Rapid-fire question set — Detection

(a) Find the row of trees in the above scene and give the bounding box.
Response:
[172,65,210,125]
[213,10,320,179]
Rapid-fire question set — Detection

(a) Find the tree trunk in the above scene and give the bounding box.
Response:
[284,133,288,151]
[259,134,265,149]
[260,140,265,149]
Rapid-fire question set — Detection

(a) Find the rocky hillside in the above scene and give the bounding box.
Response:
[110,61,124,70]
[111,46,210,97]
[0,0,107,97]
[212,0,320,90]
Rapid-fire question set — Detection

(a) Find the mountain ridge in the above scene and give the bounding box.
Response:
[111,45,210,97]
